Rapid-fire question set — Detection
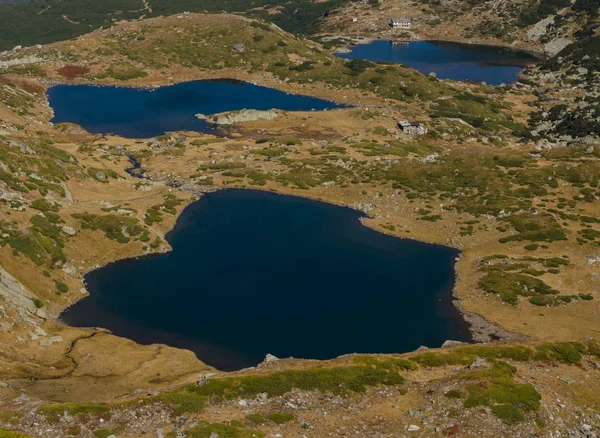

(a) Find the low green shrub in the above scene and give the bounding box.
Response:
[39,403,110,422]
[534,343,582,364]
[186,422,264,438]
[267,413,294,424]
[0,429,30,438]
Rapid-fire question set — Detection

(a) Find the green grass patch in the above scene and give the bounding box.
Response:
[499,213,567,244]
[182,363,405,402]
[479,271,558,305]
[186,422,264,438]
[412,345,533,367]
[444,389,465,399]
[152,390,207,416]
[0,429,30,438]
[534,343,582,364]
[352,355,417,371]
[54,281,68,294]
[30,198,58,212]
[71,213,144,244]
[462,361,541,423]
[93,430,117,438]
[267,412,294,424]
[39,403,110,423]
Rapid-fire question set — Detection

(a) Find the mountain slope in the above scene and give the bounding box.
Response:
[0,0,350,51]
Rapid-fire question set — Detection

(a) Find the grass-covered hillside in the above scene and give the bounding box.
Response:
[0,0,351,51]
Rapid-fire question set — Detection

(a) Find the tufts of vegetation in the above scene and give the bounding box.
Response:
[150,391,207,416]
[412,345,533,367]
[30,199,58,212]
[266,412,294,424]
[149,360,407,415]
[186,422,264,438]
[534,343,582,364]
[479,270,558,305]
[462,361,541,424]
[188,364,405,399]
[499,213,567,244]
[39,403,110,423]
[71,213,145,244]
[144,194,183,225]
[54,280,68,294]
[246,412,294,425]
[92,430,118,438]
[352,355,418,371]
[0,429,30,438]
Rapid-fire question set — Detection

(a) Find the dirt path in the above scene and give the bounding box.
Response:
[62,15,80,25]
[38,4,51,15]
[142,0,152,14]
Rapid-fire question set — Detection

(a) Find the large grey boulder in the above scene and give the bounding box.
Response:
[202,109,278,126]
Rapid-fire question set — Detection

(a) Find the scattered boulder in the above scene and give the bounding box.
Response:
[406,409,424,418]
[196,373,216,386]
[40,336,63,347]
[262,353,279,365]
[558,376,576,385]
[60,410,73,423]
[441,340,465,348]
[233,43,245,53]
[61,225,76,236]
[35,307,48,319]
[94,171,107,181]
[468,357,490,370]
[34,327,47,336]
[408,425,420,432]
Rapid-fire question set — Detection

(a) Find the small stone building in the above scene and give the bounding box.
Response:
[398,120,427,135]
[389,18,412,30]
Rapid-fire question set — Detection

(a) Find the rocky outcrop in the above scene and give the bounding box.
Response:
[544,37,572,57]
[525,15,555,43]
[0,266,37,313]
[197,109,278,125]
[0,54,45,69]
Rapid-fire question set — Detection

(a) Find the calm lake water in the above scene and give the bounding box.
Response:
[62,190,470,371]
[47,80,342,138]
[336,40,536,85]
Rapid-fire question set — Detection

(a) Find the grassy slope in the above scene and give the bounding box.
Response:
[0,0,350,51]
[0,10,599,437]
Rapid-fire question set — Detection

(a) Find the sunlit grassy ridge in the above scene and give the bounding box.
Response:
[0,0,352,51]
[35,342,599,427]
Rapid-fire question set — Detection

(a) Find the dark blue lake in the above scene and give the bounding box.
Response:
[62,190,470,371]
[336,40,537,85]
[47,80,342,138]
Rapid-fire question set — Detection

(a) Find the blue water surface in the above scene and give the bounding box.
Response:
[336,40,536,85]
[47,79,342,138]
[62,189,471,371]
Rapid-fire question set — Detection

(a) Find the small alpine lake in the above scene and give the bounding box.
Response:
[47,79,343,138]
[336,40,537,85]
[62,189,471,371]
